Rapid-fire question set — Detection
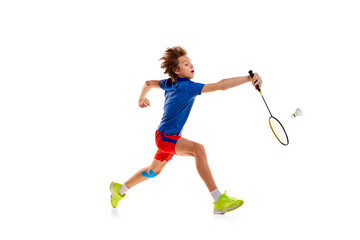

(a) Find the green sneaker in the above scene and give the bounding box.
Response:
[110,181,126,208]
[213,191,244,214]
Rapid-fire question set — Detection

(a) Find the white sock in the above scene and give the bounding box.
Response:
[211,188,222,203]
[118,182,129,196]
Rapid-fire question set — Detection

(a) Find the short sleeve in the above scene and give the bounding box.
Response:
[159,78,172,90]
[188,81,205,97]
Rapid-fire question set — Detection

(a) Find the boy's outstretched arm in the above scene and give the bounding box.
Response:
[138,80,160,108]
[202,73,262,93]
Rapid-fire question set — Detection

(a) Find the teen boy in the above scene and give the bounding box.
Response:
[110,46,262,214]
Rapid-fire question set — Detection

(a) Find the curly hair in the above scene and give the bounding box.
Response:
[159,46,187,82]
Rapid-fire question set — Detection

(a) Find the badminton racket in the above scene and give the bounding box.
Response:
[249,70,289,146]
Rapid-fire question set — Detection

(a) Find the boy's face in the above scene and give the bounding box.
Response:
[174,55,195,79]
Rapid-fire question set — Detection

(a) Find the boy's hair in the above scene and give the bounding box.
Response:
[160,46,187,82]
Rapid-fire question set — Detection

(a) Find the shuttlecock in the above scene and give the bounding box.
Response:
[292,108,303,118]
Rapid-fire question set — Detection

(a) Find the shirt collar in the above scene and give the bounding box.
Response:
[177,77,190,82]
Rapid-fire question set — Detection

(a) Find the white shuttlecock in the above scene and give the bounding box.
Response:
[292,108,303,118]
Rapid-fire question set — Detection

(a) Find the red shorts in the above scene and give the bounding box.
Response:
[154,130,181,162]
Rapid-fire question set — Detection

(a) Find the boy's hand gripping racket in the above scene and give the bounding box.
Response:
[249,70,289,146]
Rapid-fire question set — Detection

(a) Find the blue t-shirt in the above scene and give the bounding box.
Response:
[157,77,205,136]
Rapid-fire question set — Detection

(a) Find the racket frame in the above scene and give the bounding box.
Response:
[249,70,289,146]
[269,116,289,146]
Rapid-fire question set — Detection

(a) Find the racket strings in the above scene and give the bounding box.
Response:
[269,117,289,145]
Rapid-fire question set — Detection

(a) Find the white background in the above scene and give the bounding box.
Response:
[1,0,359,239]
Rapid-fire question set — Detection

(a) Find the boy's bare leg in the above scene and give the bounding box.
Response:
[175,137,217,192]
[125,159,168,189]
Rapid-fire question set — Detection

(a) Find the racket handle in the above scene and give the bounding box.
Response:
[248,70,261,92]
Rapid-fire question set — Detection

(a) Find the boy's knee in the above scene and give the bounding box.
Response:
[152,168,162,176]
[193,143,206,157]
